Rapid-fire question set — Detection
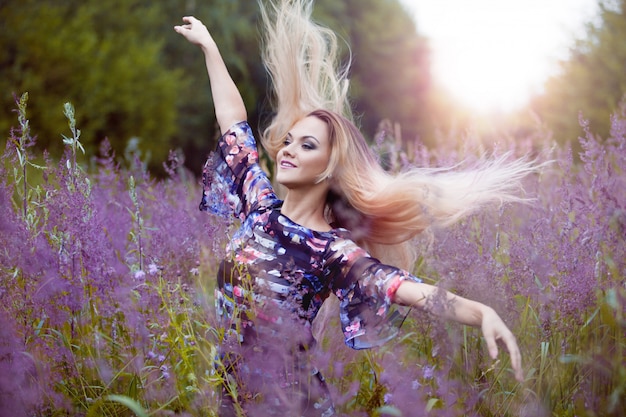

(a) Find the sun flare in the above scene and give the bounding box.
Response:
[403,0,597,113]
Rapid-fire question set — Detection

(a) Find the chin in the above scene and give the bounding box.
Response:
[276,173,296,187]
[275,177,291,189]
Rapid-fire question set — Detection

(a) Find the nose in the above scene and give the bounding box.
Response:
[280,142,295,158]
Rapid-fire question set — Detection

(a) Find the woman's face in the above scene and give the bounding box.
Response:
[275,116,331,190]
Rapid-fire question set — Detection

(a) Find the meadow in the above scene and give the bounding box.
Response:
[1,93,624,416]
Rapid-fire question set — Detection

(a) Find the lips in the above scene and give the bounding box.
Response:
[279,160,296,168]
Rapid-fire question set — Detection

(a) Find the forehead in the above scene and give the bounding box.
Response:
[290,116,329,143]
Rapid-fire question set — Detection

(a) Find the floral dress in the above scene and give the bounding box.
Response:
[200,121,421,416]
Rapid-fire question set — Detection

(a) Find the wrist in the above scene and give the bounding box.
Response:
[477,304,495,324]
[200,39,219,55]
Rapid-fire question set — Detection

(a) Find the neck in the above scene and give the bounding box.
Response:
[281,187,330,232]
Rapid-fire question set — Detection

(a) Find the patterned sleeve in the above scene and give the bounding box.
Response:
[325,234,422,350]
[199,121,278,220]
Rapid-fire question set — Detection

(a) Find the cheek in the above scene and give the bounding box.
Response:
[320,149,333,170]
[312,153,331,172]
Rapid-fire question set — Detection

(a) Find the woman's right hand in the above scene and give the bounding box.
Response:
[174,16,215,50]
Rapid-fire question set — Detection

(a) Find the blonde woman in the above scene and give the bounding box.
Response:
[176,0,526,415]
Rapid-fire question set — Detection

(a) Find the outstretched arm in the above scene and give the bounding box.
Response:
[174,16,246,134]
[394,281,524,382]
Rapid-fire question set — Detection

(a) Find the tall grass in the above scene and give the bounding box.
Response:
[0,94,624,416]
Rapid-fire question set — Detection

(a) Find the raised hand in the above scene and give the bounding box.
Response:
[174,15,246,134]
[174,16,215,49]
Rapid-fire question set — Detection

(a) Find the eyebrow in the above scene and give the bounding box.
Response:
[287,132,320,144]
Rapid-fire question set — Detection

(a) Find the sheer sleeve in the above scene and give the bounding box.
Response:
[199,121,279,220]
[325,234,422,350]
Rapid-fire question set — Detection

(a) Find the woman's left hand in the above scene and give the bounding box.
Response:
[480,306,524,382]
[174,16,215,49]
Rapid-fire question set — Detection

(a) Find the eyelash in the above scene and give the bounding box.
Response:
[283,138,315,150]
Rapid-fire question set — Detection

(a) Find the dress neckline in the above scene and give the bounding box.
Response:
[271,203,341,237]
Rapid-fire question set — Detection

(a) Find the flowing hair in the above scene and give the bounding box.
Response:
[259,0,351,151]
[258,0,536,270]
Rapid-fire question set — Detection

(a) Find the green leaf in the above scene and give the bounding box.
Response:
[104,394,149,417]
[375,405,402,416]
[559,354,589,365]
[426,397,440,412]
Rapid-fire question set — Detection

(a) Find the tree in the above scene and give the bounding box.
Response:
[0,0,434,175]
[0,0,182,173]
[530,0,626,146]
[159,0,266,175]
[314,0,433,143]
[162,0,435,172]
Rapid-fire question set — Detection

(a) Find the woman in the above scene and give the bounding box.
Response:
[175,1,527,415]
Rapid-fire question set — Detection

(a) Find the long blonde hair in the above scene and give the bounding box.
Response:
[258,0,535,269]
[259,0,351,149]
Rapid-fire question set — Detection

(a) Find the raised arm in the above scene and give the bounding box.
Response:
[394,281,523,382]
[174,16,246,134]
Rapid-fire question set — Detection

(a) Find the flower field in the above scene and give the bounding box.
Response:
[0,94,624,416]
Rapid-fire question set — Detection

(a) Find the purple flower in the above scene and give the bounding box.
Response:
[423,365,434,380]
[0,308,41,415]
[148,263,159,275]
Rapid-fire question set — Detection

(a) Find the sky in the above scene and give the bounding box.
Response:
[401,0,599,113]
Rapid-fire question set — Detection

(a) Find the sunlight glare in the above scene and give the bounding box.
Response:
[403,0,598,113]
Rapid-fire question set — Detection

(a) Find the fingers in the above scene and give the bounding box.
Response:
[174,16,198,32]
[495,332,524,382]
[504,336,524,382]
[483,316,524,382]
[485,332,499,360]
[174,16,214,49]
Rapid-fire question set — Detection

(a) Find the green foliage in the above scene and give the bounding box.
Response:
[162,0,265,175]
[313,0,433,142]
[0,0,435,176]
[531,0,626,145]
[0,0,183,173]
[6,92,45,223]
